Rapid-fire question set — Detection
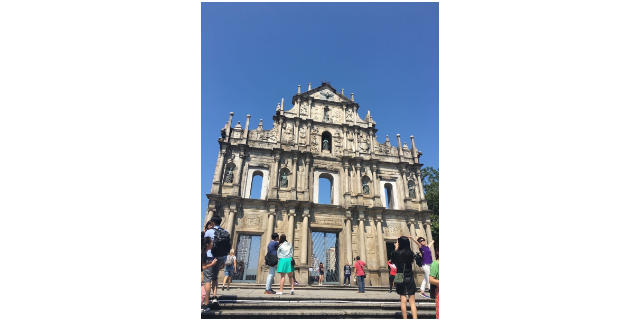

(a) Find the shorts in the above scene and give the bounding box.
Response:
[204,256,226,282]
[224,265,234,276]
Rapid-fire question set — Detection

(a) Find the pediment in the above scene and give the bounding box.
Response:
[300,83,351,104]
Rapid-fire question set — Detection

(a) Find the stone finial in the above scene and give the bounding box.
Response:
[308,83,311,91]
[351,93,354,101]
[258,119,263,130]
[281,98,284,110]
[341,88,344,94]
[403,142,409,149]
[277,103,281,111]
[298,85,301,94]
[385,135,390,143]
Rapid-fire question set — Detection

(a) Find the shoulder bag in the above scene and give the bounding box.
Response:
[358,260,366,278]
[394,260,405,284]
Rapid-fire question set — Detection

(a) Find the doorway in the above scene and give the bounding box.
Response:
[311,231,339,284]
[232,235,262,282]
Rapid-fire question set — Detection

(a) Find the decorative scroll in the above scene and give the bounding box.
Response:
[240,215,263,230]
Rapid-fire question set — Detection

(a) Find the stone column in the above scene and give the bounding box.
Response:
[288,207,296,245]
[294,120,300,146]
[203,207,215,230]
[368,217,384,269]
[408,218,418,253]
[376,215,385,267]
[416,168,427,211]
[355,162,362,195]
[345,211,353,263]
[358,209,366,264]
[266,206,276,241]
[354,128,360,157]
[372,163,381,207]
[410,135,417,159]
[225,112,234,141]
[308,163,315,202]
[213,148,227,185]
[243,115,251,140]
[304,155,311,201]
[424,220,436,261]
[400,167,409,209]
[290,154,298,199]
[227,202,237,236]
[269,152,281,199]
[396,134,403,162]
[301,207,310,265]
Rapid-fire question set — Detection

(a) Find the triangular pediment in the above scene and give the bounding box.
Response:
[300,82,351,103]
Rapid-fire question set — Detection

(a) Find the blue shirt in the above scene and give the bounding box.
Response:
[267,240,278,256]
[204,226,221,257]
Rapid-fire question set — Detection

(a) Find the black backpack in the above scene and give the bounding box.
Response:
[211,228,232,257]
[414,252,423,267]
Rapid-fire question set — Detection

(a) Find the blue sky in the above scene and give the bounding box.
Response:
[202,2,439,226]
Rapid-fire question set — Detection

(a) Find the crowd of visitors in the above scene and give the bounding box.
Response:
[202,217,439,317]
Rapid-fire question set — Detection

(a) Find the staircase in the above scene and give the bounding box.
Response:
[201,284,436,319]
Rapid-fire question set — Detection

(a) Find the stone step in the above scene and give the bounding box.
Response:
[202,308,436,319]
[215,301,435,310]
[211,295,435,303]
[221,284,418,292]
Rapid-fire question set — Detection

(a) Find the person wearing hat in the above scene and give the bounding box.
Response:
[409,235,434,298]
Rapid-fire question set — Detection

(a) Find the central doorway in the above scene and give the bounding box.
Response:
[232,235,262,282]
[311,231,339,284]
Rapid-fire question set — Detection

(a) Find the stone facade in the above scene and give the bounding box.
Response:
[205,82,435,286]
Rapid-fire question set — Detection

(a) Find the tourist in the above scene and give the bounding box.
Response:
[387,260,397,293]
[203,220,214,238]
[409,235,434,298]
[354,256,367,293]
[318,262,325,285]
[222,249,236,291]
[207,216,229,301]
[429,241,439,319]
[343,261,351,286]
[264,233,279,294]
[291,259,299,285]
[200,221,213,282]
[201,236,217,312]
[392,236,418,319]
[275,234,295,295]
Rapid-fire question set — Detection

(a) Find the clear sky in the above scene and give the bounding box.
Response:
[202,2,439,226]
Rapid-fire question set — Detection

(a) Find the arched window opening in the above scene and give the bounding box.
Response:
[250,171,264,199]
[361,176,371,195]
[321,131,332,153]
[384,183,394,209]
[318,173,333,204]
[279,168,291,188]
[407,180,416,199]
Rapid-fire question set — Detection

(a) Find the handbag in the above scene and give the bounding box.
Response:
[394,261,405,284]
[358,260,366,278]
[414,252,423,267]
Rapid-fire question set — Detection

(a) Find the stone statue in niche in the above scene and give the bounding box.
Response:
[324,108,330,123]
[280,171,289,188]
[322,138,329,151]
[408,183,416,199]
[362,179,370,195]
[358,134,370,152]
[299,126,307,143]
[224,166,234,183]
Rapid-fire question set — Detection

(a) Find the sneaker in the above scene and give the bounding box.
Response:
[265,290,274,294]
[275,291,283,295]
[389,290,392,293]
[290,290,295,295]
[270,289,277,294]
[294,281,299,285]
[202,304,211,312]
[419,292,429,298]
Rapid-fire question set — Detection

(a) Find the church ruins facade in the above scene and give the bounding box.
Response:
[205,82,436,286]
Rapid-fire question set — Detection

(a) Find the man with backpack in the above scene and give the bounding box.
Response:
[264,233,279,294]
[204,216,232,302]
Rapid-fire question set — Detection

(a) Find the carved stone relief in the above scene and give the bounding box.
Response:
[240,215,263,230]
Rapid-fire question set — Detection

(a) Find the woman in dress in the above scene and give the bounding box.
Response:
[201,236,218,312]
[391,236,418,319]
[276,234,295,295]
[318,262,325,286]
[429,241,440,319]
[222,249,236,291]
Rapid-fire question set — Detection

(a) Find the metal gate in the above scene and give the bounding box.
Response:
[311,231,339,284]
[232,235,261,282]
